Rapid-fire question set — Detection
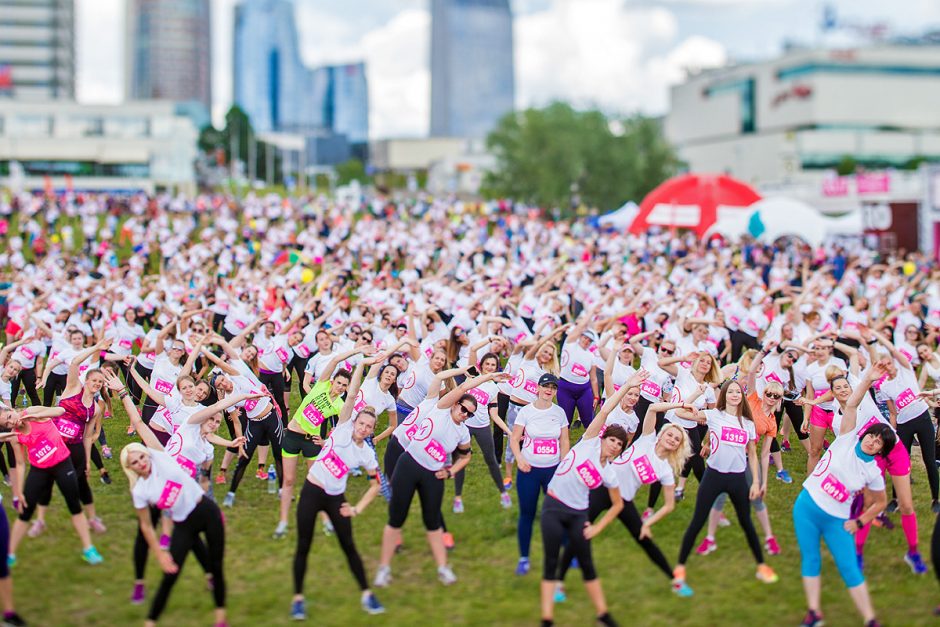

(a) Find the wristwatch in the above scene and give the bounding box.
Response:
[855,518,864,529]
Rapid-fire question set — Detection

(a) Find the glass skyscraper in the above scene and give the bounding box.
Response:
[0,0,75,99]
[430,0,515,138]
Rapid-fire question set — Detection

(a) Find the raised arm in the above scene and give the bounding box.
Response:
[584,373,638,440]
[337,361,368,425]
[66,338,112,390]
[198,345,240,376]
[103,371,164,450]
[437,372,508,410]
[188,391,264,425]
[127,360,167,406]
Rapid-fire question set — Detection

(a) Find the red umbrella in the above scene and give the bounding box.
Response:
[629,173,761,237]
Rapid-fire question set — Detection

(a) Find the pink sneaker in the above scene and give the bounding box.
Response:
[695,537,717,556]
[89,517,107,534]
[765,536,780,556]
[27,519,46,538]
[641,508,654,522]
[159,534,171,551]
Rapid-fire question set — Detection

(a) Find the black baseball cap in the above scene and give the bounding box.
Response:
[538,373,559,387]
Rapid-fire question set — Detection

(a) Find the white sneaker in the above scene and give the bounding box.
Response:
[500,492,512,509]
[438,564,457,585]
[273,521,288,539]
[373,565,392,588]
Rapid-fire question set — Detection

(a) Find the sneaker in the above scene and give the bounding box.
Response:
[27,519,46,538]
[394,536,403,554]
[290,598,306,620]
[361,592,385,615]
[554,583,566,603]
[755,564,778,584]
[570,557,580,569]
[2,612,27,627]
[323,519,334,537]
[641,508,654,522]
[215,471,226,485]
[500,492,512,509]
[82,546,104,565]
[130,582,145,604]
[503,476,513,490]
[933,500,940,514]
[781,439,791,453]
[442,532,455,550]
[765,536,780,556]
[516,557,530,575]
[768,456,776,468]
[885,499,898,513]
[671,580,694,597]
[904,550,928,575]
[864,621,881,627]
[775,469,793,484]
[437,564,457,585]
[799,609,824,627]
[675,487,684,502]
[373,565,392,588]
[453,497,464,514]
[89,517,107,534]
[126,425,136,436]
[822,438,830,450]
[5,555,14,569]
[695,537,717,556]
[223,492,235,508]
[572,419,582,429]
[99,472,112,485]
[255,468,266,480]
[717,513,731,528]
[101,445,112,460]
[159,534,170,551]
[273,521,288,539]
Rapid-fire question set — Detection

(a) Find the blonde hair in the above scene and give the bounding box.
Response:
[737,349,759,378]
[764,380,784,397]
[120,442,150,490]
[537,343,560,376]
[658,424,693,478]
[825,365,847,386]
[699,354,721,385]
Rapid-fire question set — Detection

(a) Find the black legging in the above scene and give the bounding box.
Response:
[287,355,309,397]
[37,442,94,509]
[494,392,510,464]
[730,330,758,364]
[20,457,84,521]
[42,372,68,406]
[127,362,152,407]
[559,490,672,581]
[229,413,284,494]
[541,495,597,581]
[258,371,288,426]
[932,506,940,589]
[293,481,368,595]
[387,453,444,531]
[649,422,702,508]
[134,505,211,580]
[897,411,939,501]
[147,498,226,621]
[780,399,809,441]
[677,467,764,565]
[454,425,504,497]
[11,367,39,407]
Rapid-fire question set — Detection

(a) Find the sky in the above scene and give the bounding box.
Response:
[76,0,940,138]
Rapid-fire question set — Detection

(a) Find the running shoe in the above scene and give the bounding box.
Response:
[671,580,693,597]
[596,611,618,626]
[361,593,385,615]
[453,496,464,514]
[674,488,684,502]
[572,419,582,429]
[100,472,112,485]
[126,425,136,436]
[159,534,170,551]
[394,536,403,554]
[273,521,288,540]
[130,583,145,605]
[500,492,512,509]
[443,532,455,550]
[323,519,334,536]
[256,468,267,480]
[515,557,530,576]
[822,439,830,450]
[101,445,112,460]
[885,498,898,513]
[570,557,579,569]
[215,471,226,485]
[755,564,778,584]
[799,609,824,627]
[765,536,780,556]
[1,612,27,627]
[553,583,566,603]
[863,620,881,627]
[89,517,107,534]
[82,546,104,565]
[223,492,235,508]
[717,513,731,528]
[933,500,940,514]
[775,469,793,484]
[5,555,14,569]
[503,476,513,490]
[781,439,791,453]
[290,598,306,621]
[437,564,457,585]
[904,551,928,575]
[695,537,717,556]
[641,508,653,521]
[26,519,46,538]
[373,565,392,588]
[768,456,776,468]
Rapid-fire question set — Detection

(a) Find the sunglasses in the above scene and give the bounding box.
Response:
[659,347,675,355]
[457,403,475,416]
[765,392,782,400]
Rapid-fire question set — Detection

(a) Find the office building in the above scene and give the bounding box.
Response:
[430,0,515,138]
[0,0,75,99]
[308,62,369,144]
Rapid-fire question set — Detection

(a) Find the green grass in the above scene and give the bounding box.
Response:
[8,393,940,627]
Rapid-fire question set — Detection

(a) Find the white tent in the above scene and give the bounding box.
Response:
[598,201,639,228]
[705,197,864,246]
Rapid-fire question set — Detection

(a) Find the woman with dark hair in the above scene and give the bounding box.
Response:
[444,325,470,368]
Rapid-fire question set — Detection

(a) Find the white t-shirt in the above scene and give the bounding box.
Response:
[508,358,544,403]
[164,421,213,479]
[665,366,716,429]
[13,339,46,369]
[516,403,568,468]
[560,340,594,385]
[352,378,397,418]
[465,379,499,429]
[256,334,291,372]
[606,358,637,393]
[151,389,201,434]
[135,328,160,370]
[605,405,639,436]
[397,360,435,409]
[131,449,204,522]
[879,366,929,424]
[229,360,272,419]
[755,353,791,396]
[149,354,183,399]
[547,437,619,510]
[392,398,437,447]
[404,408,471,472]
[611,433,675,501]
[638,347,673,402]
[308,420,379,495]
[802,433,885,518]
[704,409,757,473]
[805,357,847,411]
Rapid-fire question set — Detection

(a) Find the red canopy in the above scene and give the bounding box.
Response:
[629,173,761,237]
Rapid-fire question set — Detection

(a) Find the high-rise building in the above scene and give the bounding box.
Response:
[125,0,212,112]
[0,0,75,100]
[430,0,515,138]
[309,62,369,144]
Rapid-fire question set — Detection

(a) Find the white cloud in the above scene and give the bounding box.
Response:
[75,0,123,103]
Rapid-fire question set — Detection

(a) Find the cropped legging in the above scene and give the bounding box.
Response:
[558,490,672,581]
[557,378,594,427]
[517,464,557,558]
[293,481,367,596]
[384,438,448,533]
[711,464,766,513]
[20,457,83,521]
[677,468,763,565]
[229,413,283,494]
[38,442,94,510]
[148,498,226,621]
[387,453,444,531]
[541,495,596,581]
[454,424,505,497]
[134,505,210,580]
[793,490,864,588]
[896,411,938,501]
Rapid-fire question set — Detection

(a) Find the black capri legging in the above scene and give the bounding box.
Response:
[20,458,84,521]
[147,498,226,621]
[897,410,939,501]
[11,367,40,408]
[258,371,288,426]
[780,399,809,441]
[541,495,597,581]
[494,392,510,464]
[293,481,368,596]
[37,442,94,510]
[229,413,284,494]
[387,453,444,531]
[42,372,68,406]
[134,505,211,580]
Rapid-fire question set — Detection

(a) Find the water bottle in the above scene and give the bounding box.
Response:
[267,464,277,494]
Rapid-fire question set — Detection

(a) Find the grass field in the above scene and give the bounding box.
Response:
[8,390,940,627]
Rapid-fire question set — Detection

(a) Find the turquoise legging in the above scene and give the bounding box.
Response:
[792,490,864,588]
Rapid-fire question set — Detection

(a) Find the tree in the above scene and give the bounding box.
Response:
[335,159,370,186]
[481,102,681,213]
[197,105,282,185]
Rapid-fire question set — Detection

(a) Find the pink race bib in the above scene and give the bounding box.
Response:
[145,352,156,361]
[320,449,349,479]
[20,347,34,361]
[523,379,538,395]
[468,388,490,406]
[746,320,759,332]
[404,422,419,440]
[29,437,58,466]
[156,481,183,509]
[640,380,661,398]
[531,438,559,456]
[424,438,447,464]
[244,397,258,413]
[119,339,132,350]
[154,379,173,394]
[275,347,290,363]
[235,321,247,330]
[765,371,782,384]
[720,426,748,446]
[296,344,311,358]
[632,455,659,484]
[895,388,915,410]
[820,473,850,503]
[576,459,602,489]
[175,455,198,478]
[54,418,82,440]
[729,316,741,326]
[571,363,589,377]
[302,404,325,427]
[858,415,880,434]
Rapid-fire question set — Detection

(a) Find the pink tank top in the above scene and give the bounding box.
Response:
[54,392,95,444]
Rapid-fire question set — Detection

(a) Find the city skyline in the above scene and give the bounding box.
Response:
[75,0,940,139]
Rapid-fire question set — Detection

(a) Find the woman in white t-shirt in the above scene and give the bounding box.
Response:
[556,305,603,427]
[673,379,779,587]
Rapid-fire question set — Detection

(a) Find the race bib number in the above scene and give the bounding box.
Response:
[119,339,133,350]
[571,363,589,377]
[320,449,349,479]
[765,371,782,384]
[235,321,247,330]
[296,344,311,358]
[820,473,850,503]
[353,391,366,413]
[405,422,419,441]
[640,380,661,398]
[895,388,915,410]
[154,379,173,394]
[632,455,659,484]
[245,396,259,413]
[424,438,447,464]
[302,404,325,427]
[156,481,183,510]
[523,379,538,395]
[20,347,34,361]
[175,455,198,478]
[275,347,290,363]
[720,426,748,446]
[468,388,490,406]
[576,459,602,489]
[54,418,82,440]
[29,437,58,466]
[531,438,558,456]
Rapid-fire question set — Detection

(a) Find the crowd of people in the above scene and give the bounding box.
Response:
[0,191,938,626]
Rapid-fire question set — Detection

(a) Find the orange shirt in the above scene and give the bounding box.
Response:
[747,392,777,439]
